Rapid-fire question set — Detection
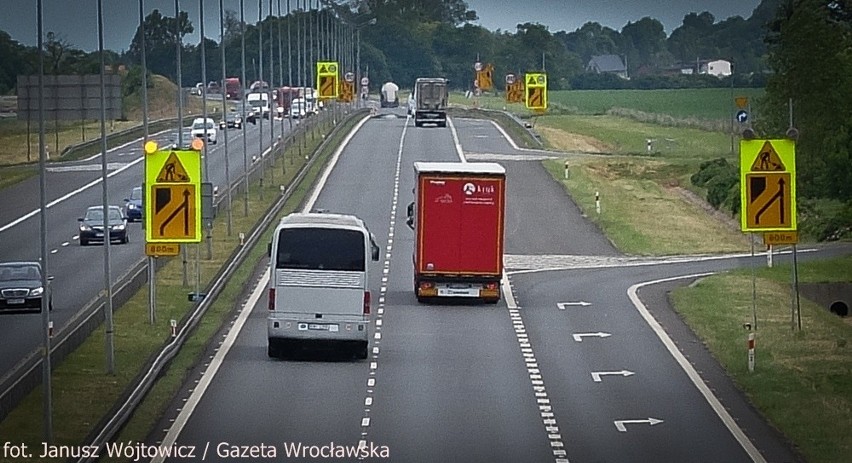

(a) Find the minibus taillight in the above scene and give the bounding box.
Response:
[268,288,275,311]
[363,291,371,315]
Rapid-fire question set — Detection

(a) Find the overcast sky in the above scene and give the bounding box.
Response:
[0,0,761,53]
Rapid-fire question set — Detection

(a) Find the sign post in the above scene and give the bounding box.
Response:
[740,138,799,331]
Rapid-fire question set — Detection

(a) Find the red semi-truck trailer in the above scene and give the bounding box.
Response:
[406,162,506,303]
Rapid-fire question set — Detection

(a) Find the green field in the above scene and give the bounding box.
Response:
[452,87,764,129]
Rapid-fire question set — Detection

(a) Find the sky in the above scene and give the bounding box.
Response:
[0,0,761,53]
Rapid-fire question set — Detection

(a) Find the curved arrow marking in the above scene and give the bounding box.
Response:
[591,370,635,382]
[557,301,591,309]
[572,332,611,342]
[614,418,664,432]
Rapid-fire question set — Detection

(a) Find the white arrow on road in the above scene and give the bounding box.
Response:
[614,417,664,432]
[557,301,591,310]
[591,370,635,382]
[572,332,611,342]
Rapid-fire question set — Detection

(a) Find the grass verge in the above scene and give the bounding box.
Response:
[670,256,852,463]
[0,109,363,462]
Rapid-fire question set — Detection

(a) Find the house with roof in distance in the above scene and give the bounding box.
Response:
[668,59,732,77]
[586,55,628,79]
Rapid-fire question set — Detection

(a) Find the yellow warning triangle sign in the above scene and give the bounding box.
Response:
[157,152,191,183]
[751,141,786,172]
[528,76,536,85]
[318,64,328,74]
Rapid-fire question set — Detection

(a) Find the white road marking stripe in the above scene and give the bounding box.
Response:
[628,273,767,462]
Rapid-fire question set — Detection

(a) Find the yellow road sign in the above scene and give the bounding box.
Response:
[145,149,202,242]
[156,152,191,182]
[145,242,180,257]
[149,184,199,241]
[740,139,797,232]
[318,74,337,99]
[524,73,547,110]
[735,96,748,109]
[764,231,798,246]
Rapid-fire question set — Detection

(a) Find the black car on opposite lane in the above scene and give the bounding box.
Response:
[219,111,243,130]
[78,205,129,245]
[123,186,144,222]
[0,262,52,313]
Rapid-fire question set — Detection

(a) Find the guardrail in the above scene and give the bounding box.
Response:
[59,116,199,159]
[77,108,367,462]
[0,107,361,422]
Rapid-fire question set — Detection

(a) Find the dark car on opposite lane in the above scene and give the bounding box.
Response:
[124,186,143,222]
[78,205,129,246]
[0,262,52,313]
[219,111,243,130]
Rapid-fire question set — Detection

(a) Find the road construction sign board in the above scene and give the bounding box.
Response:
[145,149,202,242]
[524,73,547,110]
[740,139,797,232]
[316,61,339,99]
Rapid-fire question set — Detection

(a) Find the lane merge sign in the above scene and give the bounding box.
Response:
[316,61,339,100]
[524,72,547,111]
[145,149,202,243]
[740,139,797,232]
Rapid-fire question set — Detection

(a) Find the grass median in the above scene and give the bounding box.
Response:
[0,109,364,462]
[670,257,852,463]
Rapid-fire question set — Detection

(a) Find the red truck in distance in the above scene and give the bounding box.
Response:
[406,162,506,303]
[224,77,241,100]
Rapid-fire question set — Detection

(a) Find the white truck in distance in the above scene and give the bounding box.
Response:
[413,77,448,127]
[380,82,399,108]
[190,117,217,144]
[246,91,271,119]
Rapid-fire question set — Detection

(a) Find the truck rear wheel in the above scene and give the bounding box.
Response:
[267,340,280,358]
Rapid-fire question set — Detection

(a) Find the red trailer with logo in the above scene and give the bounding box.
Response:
[405,162,506,303]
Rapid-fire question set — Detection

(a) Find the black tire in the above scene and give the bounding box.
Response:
[267,341,279,358]
[80,239,88,246]
[124,234,130,244]
[356,342,368,360]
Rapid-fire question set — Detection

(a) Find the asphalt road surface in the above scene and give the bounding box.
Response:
[143,110,850,462]
[0,113,295,379]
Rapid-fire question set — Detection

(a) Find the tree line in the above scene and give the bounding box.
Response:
[0,0,849,205]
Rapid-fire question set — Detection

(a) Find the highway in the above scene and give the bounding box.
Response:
[0,112,297,379]
[144,110,832,462]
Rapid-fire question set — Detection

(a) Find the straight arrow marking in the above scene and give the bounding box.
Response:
[572,332,611,342]
[557,301,591,310]
[614,417,664,432]
[591,370,635,382]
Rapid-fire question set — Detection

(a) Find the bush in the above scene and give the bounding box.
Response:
[690,157,739,212]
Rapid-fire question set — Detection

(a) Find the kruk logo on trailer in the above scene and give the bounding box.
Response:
[463,182,495,196]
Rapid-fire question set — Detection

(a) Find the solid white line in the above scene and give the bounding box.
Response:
[447,117,466,162]
[301,115,372,213]
[627,273,767,463]
[152,268,269,463]
[490,119,523,151]
[153,115,371,459]
[0,156,144,234]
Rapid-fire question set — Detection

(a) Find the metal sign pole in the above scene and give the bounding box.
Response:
[751,233,758,331]
[37,0,54,443]
[140,0,156,325]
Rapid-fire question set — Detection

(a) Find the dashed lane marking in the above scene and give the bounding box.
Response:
[502,273,570,463]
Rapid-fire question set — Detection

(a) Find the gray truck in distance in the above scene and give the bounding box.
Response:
[413,78,448,127]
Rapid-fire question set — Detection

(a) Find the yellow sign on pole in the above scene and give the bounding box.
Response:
[740,139,797,232]
[145,149,202,243]
[145,242,181,257]
[316,61,339,99]
[524,73,547,110]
